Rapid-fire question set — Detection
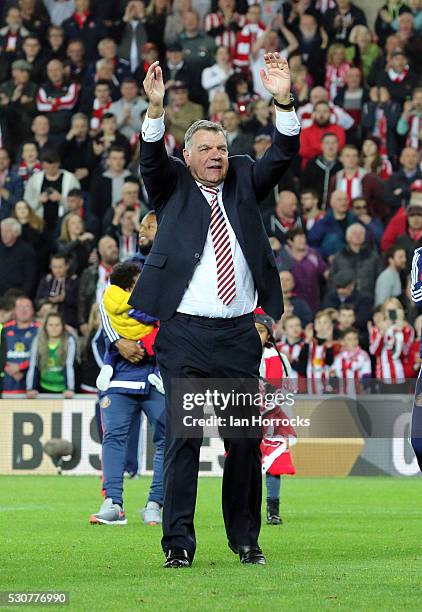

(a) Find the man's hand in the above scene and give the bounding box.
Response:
[49,190,62,202]
[143,61,165,118]
[63,390,74,399]
[260,53,291,105]
[27,389,39,399]
[115,339,146,363]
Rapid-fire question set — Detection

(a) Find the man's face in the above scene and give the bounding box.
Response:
[32,116,49,136]
[351,199,367,218]
[314,103,331,127]
[246,5,261,24]
[1,223,17,246]
[399,13,413,34]
[75,0,90,12]
[43,160,60,175]
[408,212,422,230]
[321,135,339,159]
[290,234,307,252]
[121,183,139,205]
[22,143,38,164]
[167,50,184,65]
[341,148,359,170]
[301,192,318,212]
[391,54,407,73]
[99,237,119,265]
[23,37,40,57]
[171,88,188,106]
[95,84,110,103]
[7,8,21,29]
[276,192,297,218]
[72,117,88,137]
[12,68,29,85]
[107,151,125,173]
[100,40,116,59]
[330,191,348,213]
[347,225,365,249]
[413,90,422,112]
[47,60,63,83]
[66,195,83,211]
[222,111,239,132]
[97,64,114,80]
[400,147,418,171]
[392,249,407,270]
[183,129,229,187]
[280,271,294,293]
[0,150,10,172]
[51,257,68,279]
[15,298,34,324]
[310,87,327,106]
[102,117,117,134]
[121,211,136,232]
[300,14,316,35]
[67,42,84,62]
[183,11,198,33]
[338,308,355,328]
[121,81,138,100]
[139,213,157,251]
[346,68,361,89]
[337,282,355,298]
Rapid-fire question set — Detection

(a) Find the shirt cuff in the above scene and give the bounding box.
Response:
[275,109,301,137]
[141,111,166,142]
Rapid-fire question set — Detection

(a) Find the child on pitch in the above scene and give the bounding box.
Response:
[96,262,163,393]
[254,308,296,526]
[331,328,372,396]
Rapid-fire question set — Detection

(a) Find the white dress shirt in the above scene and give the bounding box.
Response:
[141,107,300,318]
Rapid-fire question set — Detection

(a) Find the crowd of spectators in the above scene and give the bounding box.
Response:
[0,0,421,396]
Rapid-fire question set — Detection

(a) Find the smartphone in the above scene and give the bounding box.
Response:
[388,309,397,322]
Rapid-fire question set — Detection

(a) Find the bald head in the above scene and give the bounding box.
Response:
[98,236,119,265]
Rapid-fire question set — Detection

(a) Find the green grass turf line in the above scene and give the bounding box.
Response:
[0,476,421,611]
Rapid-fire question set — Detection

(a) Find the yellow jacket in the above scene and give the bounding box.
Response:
[102,284,154,340]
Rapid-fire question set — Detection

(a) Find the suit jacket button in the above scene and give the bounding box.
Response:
[194,253,200,259]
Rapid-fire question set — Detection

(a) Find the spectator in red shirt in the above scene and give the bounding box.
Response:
[299,100,346,168]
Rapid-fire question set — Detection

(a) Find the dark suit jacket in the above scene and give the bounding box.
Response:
[129,129,300,321]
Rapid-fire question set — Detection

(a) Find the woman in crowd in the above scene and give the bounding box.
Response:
[57,212,95,276]
[26,311,77,398]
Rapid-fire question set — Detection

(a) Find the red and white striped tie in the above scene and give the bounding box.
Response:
[201,185,236,305]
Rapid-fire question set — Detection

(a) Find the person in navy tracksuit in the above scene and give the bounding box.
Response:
[410,247,422,470]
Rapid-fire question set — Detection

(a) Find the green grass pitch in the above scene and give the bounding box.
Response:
[1,476,421,611]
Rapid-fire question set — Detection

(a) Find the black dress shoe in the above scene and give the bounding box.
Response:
[238,545,266,565]
[163,548,192,568]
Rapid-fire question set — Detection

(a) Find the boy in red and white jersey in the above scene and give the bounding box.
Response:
[276,314,303,379]
[331,328,372,396]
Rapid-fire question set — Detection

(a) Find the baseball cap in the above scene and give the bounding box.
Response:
[333,270,356,289]
[11,59,32,72]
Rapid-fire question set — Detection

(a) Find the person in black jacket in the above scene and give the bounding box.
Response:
[0,218,38,298]
[384,147,422,212]
[323,0,367,43]
[361,86,401,163]
[129,56,300,568]
[35,253,80,330]
[60,114,96,192]
[300,132,342,208]
[322,269,373,331]
[62,0,107,62]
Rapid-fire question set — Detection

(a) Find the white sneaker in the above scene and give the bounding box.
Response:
[148,373,165,394]
[140,501,162,525]
[96,365,114,391]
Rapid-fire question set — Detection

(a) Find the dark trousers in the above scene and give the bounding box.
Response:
[411,370,422,472]
[154,311,263,559]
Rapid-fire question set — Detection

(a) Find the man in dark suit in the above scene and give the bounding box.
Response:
[130,56,300,568]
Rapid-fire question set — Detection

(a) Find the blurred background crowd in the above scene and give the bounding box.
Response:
[0,0,421,396]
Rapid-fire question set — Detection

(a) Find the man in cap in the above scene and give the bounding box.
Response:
[0,59,38,150]
[322,269,373,330]
[164,81,203,147]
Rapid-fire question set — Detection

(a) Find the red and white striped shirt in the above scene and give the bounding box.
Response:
[325,63,350,101]
[90,97,112,131]
[369,325,413,384]
[332,347,372,396]
[405,112,421,150]
[205,12,246,59]
[334,167,367,204]
[233,21,266,69]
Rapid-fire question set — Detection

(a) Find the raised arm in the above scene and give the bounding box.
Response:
[252,54,300,201]
[140,61,177,209]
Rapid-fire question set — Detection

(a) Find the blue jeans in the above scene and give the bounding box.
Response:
[266,473,281,502]
[100,387,166,507]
